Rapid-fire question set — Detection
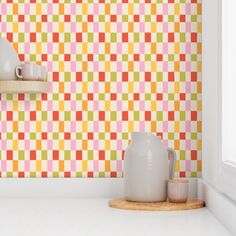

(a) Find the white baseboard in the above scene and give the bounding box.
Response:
[0,178,198,199]
[0,178,124,198]
[198,178,236,235]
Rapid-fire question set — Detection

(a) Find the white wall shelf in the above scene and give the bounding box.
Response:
[0,80,50,93]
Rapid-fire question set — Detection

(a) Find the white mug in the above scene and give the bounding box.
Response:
[15,64,47,81]
[38,66,47,81]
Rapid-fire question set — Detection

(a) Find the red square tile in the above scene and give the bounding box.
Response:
[122,111,128,121]
[168,111,175,121]
[168,33,175,42]
[145,111,151,120]
[145,33,151,42]
[99,150,105,160]
[122,33,128,42]
[99,111,105,121]
[122,72,128,81]
[99,33,105,42]
[53,111,59,121]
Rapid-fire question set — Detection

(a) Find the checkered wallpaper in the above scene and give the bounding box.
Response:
[0,1,202,178]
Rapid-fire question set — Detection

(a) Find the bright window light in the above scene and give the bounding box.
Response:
[222,0,236,164]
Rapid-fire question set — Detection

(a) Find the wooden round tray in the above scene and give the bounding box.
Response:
[109,198,205,211]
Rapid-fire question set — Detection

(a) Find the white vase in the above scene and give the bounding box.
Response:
[124,132,176,202]
[0,38,20,81]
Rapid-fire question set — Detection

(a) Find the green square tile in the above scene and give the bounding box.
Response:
[180,33,186,42]
[6,15,13,21]
[76,133,82,139]
[30,133,36,139]
[122,133,128,140]
[168,15,174,22]
[134,111,139,120]
[99,15,105,22]
[180,72,186,81]
[64,111,71,121]
[6,94,13,100]
[99,54,105,61]
[65,72,70,82]
[191,93,197,100]
[180,111,186,120]
[53,133,59,139]
[110,151,117,160]
[42,33,48,42]
[53,94,59,100]
[18,33,25,42]
[99,133,105,139]
[88,151,93,160]
[122,54,128,61]
[88,33,93,42]
[110,111,117,121]
[133,33,140,42]
[64,33,71,42]
[145,94,151,100]
[122,94,128,100]
[99,94,105,100]
[52,15,59,22]
[145,15,151,22]
[76,15,82,22]
[122,15,128,22]
[168,133,174,140]
[30,54,36,61]
[88,72,93,81]
[88,111,93,121]
[53,54,59,61]
[76,94,82,100]
[191,172,197,178]
[18,111,25,121]
[41,111,48,121]
[168,54,174,61]
[110,33,117,42]
[191,133,197,140]
[30,172,36,177]
[134,72,139,81]
[76,172,83,177]
[168,94,174,100]
[53,172,59,177]
[42,151,48,160]
[7,172,13,178]
[19,151,25,160]
[76,54,82,61]
[7,133,13,139]
[156,33,163,42]
[180,151,186,160]
[156,72,163,81]
[99,172,105,177]
[65,151,71,160]
[110,72,117,81]
[156,111,163,120]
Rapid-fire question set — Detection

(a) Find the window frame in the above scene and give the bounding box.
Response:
[219,0,236,202]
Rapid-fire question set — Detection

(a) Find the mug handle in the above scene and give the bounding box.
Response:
[168,148,176,179]
[15,65,23,79]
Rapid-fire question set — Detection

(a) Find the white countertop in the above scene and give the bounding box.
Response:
[0,198,232,236]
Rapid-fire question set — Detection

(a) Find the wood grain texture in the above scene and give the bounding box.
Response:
[0,81,50,93]
[109,198,205,211]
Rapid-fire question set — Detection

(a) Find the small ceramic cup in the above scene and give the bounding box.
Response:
[15,63,39,81]
[38,66,47,81]
[168,179,189,203]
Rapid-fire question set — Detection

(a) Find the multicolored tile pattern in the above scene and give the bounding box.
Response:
[0,1,202,178]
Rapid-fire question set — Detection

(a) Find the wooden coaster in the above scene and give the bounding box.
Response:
[109,198,205,211]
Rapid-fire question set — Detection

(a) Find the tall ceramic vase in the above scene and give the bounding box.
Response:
[0,38,20,80]
[124,132,176,202]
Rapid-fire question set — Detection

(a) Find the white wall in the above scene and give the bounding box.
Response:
[202,0,220,189]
